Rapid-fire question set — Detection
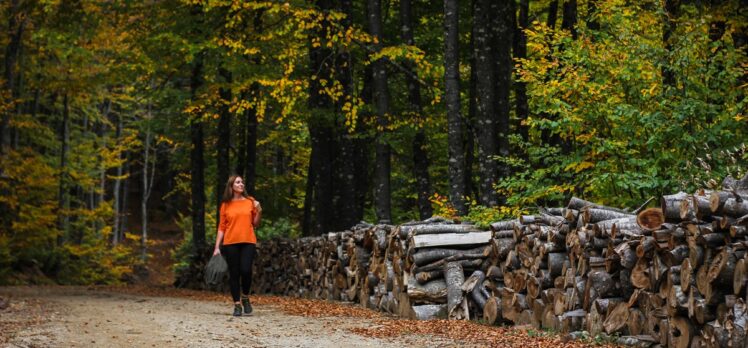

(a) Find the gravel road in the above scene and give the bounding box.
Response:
[0,286,466,348]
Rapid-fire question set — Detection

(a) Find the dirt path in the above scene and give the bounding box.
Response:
[0,286,466,348]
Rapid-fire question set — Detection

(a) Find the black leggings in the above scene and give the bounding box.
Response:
[222,243,256,302]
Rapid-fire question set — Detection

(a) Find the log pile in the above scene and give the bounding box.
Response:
[251,174,748,348]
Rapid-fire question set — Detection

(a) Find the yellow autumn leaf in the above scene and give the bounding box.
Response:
[565,161,595,173]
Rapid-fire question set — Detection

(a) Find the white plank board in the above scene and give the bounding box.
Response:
[410,231,492,248]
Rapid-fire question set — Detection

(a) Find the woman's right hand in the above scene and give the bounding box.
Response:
[213,247,221,256]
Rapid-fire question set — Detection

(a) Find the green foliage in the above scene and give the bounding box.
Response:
[504,0,748,209]
[255,217,301,240]
[172,211,217,276]
[463,203,514,229]
[55,235,140,285]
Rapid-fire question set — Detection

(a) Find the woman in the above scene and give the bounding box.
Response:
[213,175,262,316]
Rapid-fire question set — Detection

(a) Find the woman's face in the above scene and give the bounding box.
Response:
[232,177,245,194]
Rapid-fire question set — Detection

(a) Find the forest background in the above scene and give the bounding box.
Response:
[0,0,745,285]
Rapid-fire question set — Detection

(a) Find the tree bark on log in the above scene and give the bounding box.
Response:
[407,277,447,303]
[412,254,484,273]
[719,198,748,218]
[400,223,481,237]
[662,192,689,221]
[584,208,633,224]
[567,197,629,214]
[444,261,466,320]
[410,244,490,266]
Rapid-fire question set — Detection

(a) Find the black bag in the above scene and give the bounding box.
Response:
[204,254,228,286]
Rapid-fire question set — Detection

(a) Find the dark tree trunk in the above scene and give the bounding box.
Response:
[547,0,559,30]
[302,151,316,237]
[307,0,335,234]
[401,0,433,220]
[586,0,600,31]
[473,0,499,206]
[190,56,206,255]
[368,0,393,223]
[465,7,476,203]
[561,0,578,39]
[540,0,560,147]
[491,0,514,203]
[355,49,374,224]
[120,154,130,238]
[112,111,123,245]
[514,0,530,142]
[236,93,247,183]
[444,0,467,216]
[662,0,680,88]
[57,95,70,246]
[558,0,577,156]
[1,0,25,153]
[216,68,232,224]
[244,89,258,196]
[334,0,361,230]
[311,124,334,234]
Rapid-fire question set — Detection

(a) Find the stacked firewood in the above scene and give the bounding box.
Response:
[395,217,495,320]
[477,175,748,348]
[252,174,748,348]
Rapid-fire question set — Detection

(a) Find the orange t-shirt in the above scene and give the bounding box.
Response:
[218,198,257,245]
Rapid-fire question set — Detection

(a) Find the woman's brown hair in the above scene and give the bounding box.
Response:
[221,174,249,203]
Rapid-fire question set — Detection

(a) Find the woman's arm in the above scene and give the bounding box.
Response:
[213,231,224,255]
[253,200,262,227]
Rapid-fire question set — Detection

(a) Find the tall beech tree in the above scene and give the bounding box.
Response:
[472,0,499,206]
[400,0,433,220]
[368,0,393,223]
[444,0,467,215]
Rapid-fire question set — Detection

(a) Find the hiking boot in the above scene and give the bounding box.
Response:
[241,296,253,314]
[233,304,242,317]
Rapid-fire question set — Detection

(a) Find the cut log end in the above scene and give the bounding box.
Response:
[637,208,664,231]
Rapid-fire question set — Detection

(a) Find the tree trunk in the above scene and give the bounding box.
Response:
[401,0,433,220]
[334,0,361,230]
[190,55,206,256]
[490,0,514,202]
[141,113,157,261]
[547,1,559,30]
[662,0,680,88]
[561,0,578,39]
[586,0,600,30]
[308,0,335,234]
[310,124,334,234]
[120,156,130,237]
[57,94,71,246]
[216,68,232,225]
[513,0,530,141]
[112,111,123,245]
[302,151,316,236]
[473,0,498,206]
[1,0,25,153]
[367,0,392,223]
[445,261,466,319]
[444,0,467,215]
